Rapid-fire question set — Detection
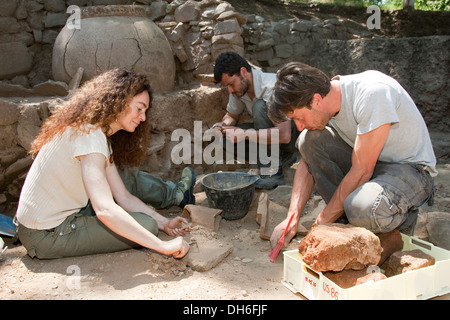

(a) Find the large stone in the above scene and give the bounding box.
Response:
[0,99,20,126]
[0,125,18,150]
[182,204,222,232]
[182,226,233,272]
[0,42,33,79]
[382,249,435,277]
[0,0,19,17]
[377,229,404,266]
[149,84,226,133]
[174,0,200,23]
[298,223,382,272]
[17,103,43,151]
[324,267,387,289]
[32,80,68,96]
[211,32,243,46]
[426,212,450,250]
[214,18,241,35]
[216,10,247,26]
[4,155,32,181]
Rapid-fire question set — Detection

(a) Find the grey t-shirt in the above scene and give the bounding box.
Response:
[329,70,437,176]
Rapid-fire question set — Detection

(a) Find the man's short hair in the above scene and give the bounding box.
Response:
[214,51,251,83]
[268,62,331,123]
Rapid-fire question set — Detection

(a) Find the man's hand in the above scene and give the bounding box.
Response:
[222,126,249,143]
[270,214,298,248]
[211,122,225,131]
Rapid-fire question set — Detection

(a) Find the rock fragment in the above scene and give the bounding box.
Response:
[298,223,382,272]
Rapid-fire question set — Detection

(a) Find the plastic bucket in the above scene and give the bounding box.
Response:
[201,172,259,220]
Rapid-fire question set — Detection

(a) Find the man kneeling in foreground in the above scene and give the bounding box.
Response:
[269,62,436,248]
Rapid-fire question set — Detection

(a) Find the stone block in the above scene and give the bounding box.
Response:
[292,20,310,32]
[274,43,293,59]
[182,204,222,232]
[0,0,18,17]
[382,249,435,277]
[182,226,233,272]
[377,229,404,266]
[426,212,450,250]
[216,10,247,26]
[17,104,43,151]
[0,17,21,33]
[298,223,382,272]
[32,80,68,96]
[43,0,66,12]
[0,99,20,126]
[214,18,241,35]
[0,42,32,79]
[324,267,387,289]
[211,32,243,46]
[44,12,67,28]
[174,0,200,23]
[150,0,167,21]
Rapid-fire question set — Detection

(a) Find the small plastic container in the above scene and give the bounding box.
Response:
[282,234,450,300]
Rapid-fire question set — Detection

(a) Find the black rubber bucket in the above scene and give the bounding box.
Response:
[201,172,259,220]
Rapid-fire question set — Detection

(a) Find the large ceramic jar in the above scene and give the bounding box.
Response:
[52,5,175,93]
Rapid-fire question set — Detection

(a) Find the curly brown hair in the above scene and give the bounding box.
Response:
[30,69,153,168]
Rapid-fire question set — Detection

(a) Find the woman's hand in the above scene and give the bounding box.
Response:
[162,237,190,258]
[161,217,191,258]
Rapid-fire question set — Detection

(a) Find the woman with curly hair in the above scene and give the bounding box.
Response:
[16,69,194,259]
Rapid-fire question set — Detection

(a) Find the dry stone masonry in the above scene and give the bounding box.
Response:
[155,0,247,84]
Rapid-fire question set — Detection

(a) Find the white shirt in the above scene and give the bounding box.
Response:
[226,68,277,117]
[16,126,110,230]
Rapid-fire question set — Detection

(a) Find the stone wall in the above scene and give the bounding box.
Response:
[0,0,249,89]
[1,0,447,127]
[242,16,354,72]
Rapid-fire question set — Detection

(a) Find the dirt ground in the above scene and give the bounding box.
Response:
[1,159,449,301]
[1,0,449,302]
[0,172,302,300]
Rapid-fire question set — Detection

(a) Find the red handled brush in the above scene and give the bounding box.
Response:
[269,214,295,263]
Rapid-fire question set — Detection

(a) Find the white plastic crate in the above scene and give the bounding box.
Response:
[282,233,450,300]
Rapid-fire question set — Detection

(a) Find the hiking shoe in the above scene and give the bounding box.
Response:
[176,167,196,208]
[255,171,285,189]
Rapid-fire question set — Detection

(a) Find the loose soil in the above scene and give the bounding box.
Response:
[1,159,449,300]
[1,0,449,301]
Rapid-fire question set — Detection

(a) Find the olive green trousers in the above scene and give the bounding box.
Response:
[17,168,178,259]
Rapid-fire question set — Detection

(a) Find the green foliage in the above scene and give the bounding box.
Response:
[415,0,450,11]
[286,0,449,10]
